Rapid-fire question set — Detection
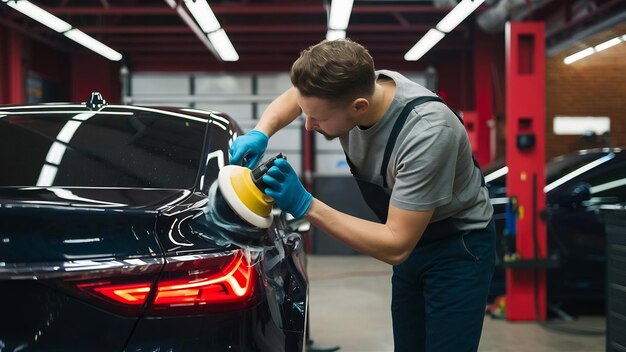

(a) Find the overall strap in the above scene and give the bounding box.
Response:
[381,96,446,188]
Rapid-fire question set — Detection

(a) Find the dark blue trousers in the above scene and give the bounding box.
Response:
[391,220,496,352]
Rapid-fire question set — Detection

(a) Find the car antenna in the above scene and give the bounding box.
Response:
[86,92,107,111]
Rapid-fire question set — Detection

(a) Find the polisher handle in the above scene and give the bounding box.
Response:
[251,153,286,189]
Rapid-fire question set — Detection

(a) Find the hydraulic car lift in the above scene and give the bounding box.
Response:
[504,22,556,322]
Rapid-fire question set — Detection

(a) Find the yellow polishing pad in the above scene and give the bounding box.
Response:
[218,165,274,228]
[230,167,273,216]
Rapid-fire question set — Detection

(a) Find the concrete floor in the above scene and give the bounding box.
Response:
[307,255,606,352]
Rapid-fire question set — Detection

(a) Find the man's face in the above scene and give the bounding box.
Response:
[297,92,359,139]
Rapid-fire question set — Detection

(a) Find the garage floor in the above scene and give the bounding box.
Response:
[307,255,606,352]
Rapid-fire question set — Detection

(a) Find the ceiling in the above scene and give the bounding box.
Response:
[1,0,625,71]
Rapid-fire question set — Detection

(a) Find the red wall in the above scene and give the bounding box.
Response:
[29,40,71,99]
[0,21,121,105]
[0,27,25,104]
[70,50,121,104]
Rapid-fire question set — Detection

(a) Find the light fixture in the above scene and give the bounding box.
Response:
[326,0,353,41]
[208,29,239,62]
[436,0,485,33]
[404,29,445,61]
[328,0,354,31]
[4,0,122,61]
[404,0,484,62]
[166,1,218,59]
[183,0,220,33]
[64,29,123,61]
[179,0,239,62]
[594,37,622,52]
[563,35,625,65]
[326,29,346,41]
[563,47,595,64]
[6,0,71,33]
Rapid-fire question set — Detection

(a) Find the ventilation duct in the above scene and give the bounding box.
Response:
[477,0,553,32]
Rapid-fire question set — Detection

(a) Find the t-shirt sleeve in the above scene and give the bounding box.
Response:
[390,122,458,211]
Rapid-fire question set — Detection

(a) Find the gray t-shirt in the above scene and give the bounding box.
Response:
[339,70,493,231]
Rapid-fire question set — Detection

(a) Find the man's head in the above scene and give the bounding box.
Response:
[290,39,376,138]
[291,39,375,107]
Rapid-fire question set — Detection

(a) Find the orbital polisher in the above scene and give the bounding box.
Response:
[216,153,285,229]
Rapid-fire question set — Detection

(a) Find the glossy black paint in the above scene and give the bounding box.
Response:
[0,102,308,351]
[485,148,626,308]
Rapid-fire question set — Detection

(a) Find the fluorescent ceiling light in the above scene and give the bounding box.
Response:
[170,3,218,58]
[64,29,123,61]
[594,36,622,52]
[326,30,346,41]
[563,47,595,64]
[563,34,624,64]
[4,0,122,61]
[404,29,445,61]
[436,0,484,33]
[328,0,354,30]
[177,0,238,61]
[6,0,72,33]
[208,29,239,61]
[184,0,221,33]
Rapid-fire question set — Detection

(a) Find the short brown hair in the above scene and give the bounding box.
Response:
[290,39,376,106]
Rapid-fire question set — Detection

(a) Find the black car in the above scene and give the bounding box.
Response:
[484,147,626,309]
[0,95,308,351]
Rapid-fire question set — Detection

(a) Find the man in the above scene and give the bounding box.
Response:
[229,39,495,352]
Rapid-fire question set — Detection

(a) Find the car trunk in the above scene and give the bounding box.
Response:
[0,187,190,351]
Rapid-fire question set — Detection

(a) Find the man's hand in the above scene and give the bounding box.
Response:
[229,130,269,168]
[262,158,312,219]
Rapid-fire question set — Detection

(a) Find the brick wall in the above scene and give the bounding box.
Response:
[546,41,626,159]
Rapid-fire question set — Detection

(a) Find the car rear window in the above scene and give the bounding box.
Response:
[0,109,207,188]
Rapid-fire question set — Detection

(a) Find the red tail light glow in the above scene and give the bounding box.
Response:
[153,250,255,306]
[79,282,152,305]
[70,250,258,316]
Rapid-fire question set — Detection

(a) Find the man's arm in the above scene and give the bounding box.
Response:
[262,158,432,266]
[305,198,433,265]
[255,87,302,137]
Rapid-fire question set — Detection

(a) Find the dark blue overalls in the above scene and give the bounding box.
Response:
[345,96,496,352]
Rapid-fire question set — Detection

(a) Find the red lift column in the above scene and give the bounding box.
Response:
[505,22,547,321]
[0,28,24,104]
[472,28,496,165]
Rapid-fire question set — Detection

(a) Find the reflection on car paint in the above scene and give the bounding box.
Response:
[544,153,614,192]
[200,149,226,190]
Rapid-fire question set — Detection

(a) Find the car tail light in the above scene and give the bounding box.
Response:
[68,250,258,316]
[78,281,152,305]
[146,250,258,315]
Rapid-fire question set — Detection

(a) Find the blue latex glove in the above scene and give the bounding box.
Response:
[229,129,269,168]
[262,158,312,219]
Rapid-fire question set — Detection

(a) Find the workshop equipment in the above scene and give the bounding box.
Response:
[600,204,626,351]
[192,154,284,250]
[505,22,548,321]
[217,153,284,229]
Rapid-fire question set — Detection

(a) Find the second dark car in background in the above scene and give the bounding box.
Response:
[484,147,626,312]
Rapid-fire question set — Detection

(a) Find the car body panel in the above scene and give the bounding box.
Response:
[0,102,308,351]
